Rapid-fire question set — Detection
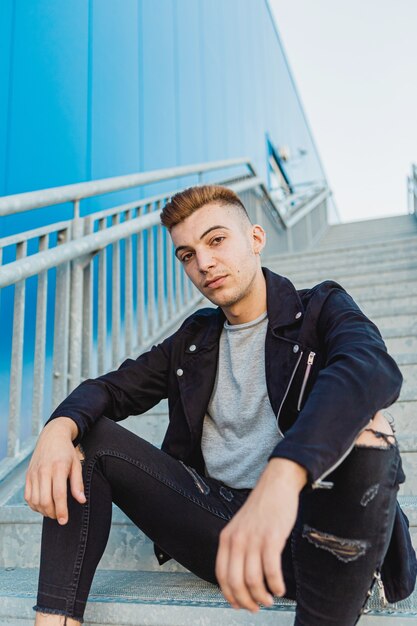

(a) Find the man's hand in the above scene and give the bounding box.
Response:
[24,417,86,524]
[215,458,307,612]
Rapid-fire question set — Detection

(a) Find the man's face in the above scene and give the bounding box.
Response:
[170,202,265,309]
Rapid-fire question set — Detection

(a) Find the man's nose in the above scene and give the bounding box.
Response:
[196,250,216,273]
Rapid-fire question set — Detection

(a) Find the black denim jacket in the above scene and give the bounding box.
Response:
[45,266,416,602]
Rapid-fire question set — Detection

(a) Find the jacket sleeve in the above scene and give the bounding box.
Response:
[268,287,403,485]
[43,332,176,447]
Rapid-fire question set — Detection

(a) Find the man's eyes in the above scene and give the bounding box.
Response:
[180,236,225,263]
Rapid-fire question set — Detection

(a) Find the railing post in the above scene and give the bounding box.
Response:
[8,241,27,456]
[32,234,48,435]
[68,200,85,393]
[82,215,93,380]
[52,228,70,408]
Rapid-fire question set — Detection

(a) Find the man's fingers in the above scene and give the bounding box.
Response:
[216,532,240,609]
[29,475,40,511]
[70,456,86,504]
[227,537,260,612]
[244,549,274,607]
[23,476,32,507]
[38,467,55,518]
[262,543,286,597]
[52,470,70,524]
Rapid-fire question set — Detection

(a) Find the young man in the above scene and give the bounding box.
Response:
[27,185,415,625]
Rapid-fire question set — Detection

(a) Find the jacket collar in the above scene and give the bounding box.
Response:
[213,266,304,332]
[262,266,305,329]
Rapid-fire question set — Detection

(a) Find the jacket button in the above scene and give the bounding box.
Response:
[293,345,299,353]
[176,368,184,376]
[295,311,302,319]
[189,344,196,352]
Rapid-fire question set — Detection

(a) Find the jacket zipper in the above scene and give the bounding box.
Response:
[297,351,316,411]
[276,349,304,437]
[311,421,371,489]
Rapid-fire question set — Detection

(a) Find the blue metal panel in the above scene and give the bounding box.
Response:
[86,0,141,213]
[6,0,89,195]
[140,0,178,197]
[171,0,206,190]
[0,0,14,205]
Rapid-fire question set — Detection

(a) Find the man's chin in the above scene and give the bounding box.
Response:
[204,292,238,309]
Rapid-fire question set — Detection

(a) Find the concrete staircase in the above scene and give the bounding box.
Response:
[1,213,417,624]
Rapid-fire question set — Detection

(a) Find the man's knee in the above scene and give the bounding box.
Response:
[354,410,396,448]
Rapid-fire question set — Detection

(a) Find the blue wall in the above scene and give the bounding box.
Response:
[1,0,328,234]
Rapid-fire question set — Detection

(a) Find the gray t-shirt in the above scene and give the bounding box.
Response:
[201,310,283,489]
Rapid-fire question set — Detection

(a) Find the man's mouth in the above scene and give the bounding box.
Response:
[204,275,228,289]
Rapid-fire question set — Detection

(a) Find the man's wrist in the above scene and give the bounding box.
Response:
[266,457,308,491]
[44,416,79,441]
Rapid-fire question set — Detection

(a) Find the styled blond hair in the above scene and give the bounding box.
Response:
[160,184,251,231]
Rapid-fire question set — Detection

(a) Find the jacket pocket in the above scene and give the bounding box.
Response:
[297,351,316,411]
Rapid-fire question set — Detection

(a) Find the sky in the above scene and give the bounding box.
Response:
[269,0,417,223]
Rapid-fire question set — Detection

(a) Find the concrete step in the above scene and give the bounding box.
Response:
[347,280,417,300]
[384,331,417,354]
[267,262,417,289]
[357,299,417,317]
[275,257,417,283]
[371,314,417,332]
[394,363,417,391]
[269,239,417,270]
[268,245,417,274]
[317,215,417,246]
[282,273,417,293]
[272,230,417,259]
[1,568,416,625]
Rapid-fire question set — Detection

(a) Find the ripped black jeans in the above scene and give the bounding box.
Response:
[33,417,404,626]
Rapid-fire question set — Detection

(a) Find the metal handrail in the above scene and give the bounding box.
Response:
[0,157,251,217]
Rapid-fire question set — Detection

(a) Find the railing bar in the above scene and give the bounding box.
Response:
[0,157,250,216]
[166,224,174,320]
[147,220,155,339]
[32,234,48,435]
[136,206,145,348]
[68,201,84,393]
[97,218,107,375]
[111,213,121,368]
[175,251,182,314]
[124,209,134,356]
[156,203,165,327]
[0,219,72,249]
[8,240,27,456]
[52,228,70,407]
[81,216,93,379]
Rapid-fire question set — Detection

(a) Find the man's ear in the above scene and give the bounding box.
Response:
[252,224,266,255]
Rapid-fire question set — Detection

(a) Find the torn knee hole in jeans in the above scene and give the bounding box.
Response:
[355,428,397,449]
[302,524,370,562]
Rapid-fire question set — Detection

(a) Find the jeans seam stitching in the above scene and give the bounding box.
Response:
[64,454,98,616]
[94,448,230,521]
